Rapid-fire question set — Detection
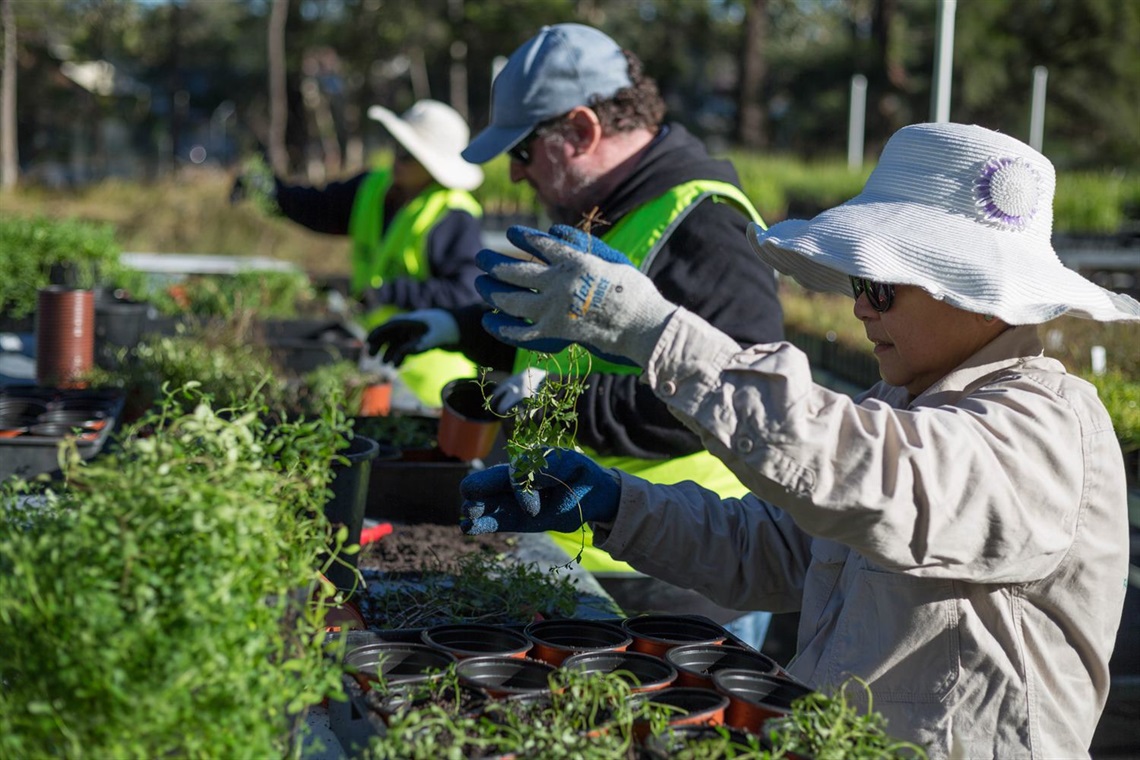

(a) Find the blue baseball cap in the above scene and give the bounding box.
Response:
[461,24,632,165]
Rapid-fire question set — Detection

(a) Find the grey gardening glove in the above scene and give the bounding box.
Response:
[366,309,459,366]
[475,225,678,368]
[488,367,548,414]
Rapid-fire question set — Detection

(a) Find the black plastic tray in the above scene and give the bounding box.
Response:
[0,386,125,481]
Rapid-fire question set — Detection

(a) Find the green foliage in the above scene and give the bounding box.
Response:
[300,360,390,418]
[1084,371,1140,451]
[764,677,926,759]
[88,328,289,419]
[0,215,125,318]
[728,153,872,225]
[362,552,579,630]
[365,664,680,760]
[0,387,352,759]
[113,268,318,320]
[1053,171,1137,233]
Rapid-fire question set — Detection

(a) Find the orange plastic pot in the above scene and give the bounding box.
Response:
[561,650,677,694]
[633,686,730,743]
[712,669,815,733]
[665,643,780,689]
[437,378,501,461]
[421,623,532,660]
[359,382,392,416]
[621,614,728,658]
[523,619,632,666]
[455,655,556,699]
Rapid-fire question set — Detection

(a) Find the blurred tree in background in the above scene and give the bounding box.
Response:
[1,0,1137,188]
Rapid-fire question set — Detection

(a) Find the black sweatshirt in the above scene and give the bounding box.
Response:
[273,172,483,310]
[453,124,785,460]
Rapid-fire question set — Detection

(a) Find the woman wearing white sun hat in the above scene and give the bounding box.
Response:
[268,99,484,406]
[459,121,1140,758]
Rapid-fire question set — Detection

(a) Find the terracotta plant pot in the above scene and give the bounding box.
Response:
[665,643,781,689]
[421,623,533,660]
[455,655,556,699]
[523,619,633,666]
[437,378,501,461]
[561,650,677,694]
[621,614,728,658]
[712,669,815,733]
[632,686,730,743]
[35,287,94,388]
[359,382,392,417]
[343,641,457,693]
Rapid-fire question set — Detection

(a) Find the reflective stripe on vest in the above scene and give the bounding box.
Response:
[350,169,483,406]
[515,180,766,573]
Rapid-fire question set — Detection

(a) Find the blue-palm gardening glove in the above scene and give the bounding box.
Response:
[366,309,459,366]
[459,448,621,535]
[475,225,678,368]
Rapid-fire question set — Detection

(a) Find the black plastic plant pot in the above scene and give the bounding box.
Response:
[455,655,556,699]
[712,669,815,733]
[561,650,678,693]
[343,642,456,692]
[639,723,760,759]
[621,614,729,658]
[0,398,49,419]
[322,435,381,597]
[94,295,154,370]
[665,643,781,689]
[421,623,533,660]
[523,618,633,666]
[36,408,109,430]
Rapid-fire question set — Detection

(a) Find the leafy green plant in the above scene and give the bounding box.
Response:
[764,677,926,759]
[0,214,126,318]
[356,552,579,630]
[113,268,318,320]
[0,385,353,759]
[1083,370,1140,452]
[300,360,392,418]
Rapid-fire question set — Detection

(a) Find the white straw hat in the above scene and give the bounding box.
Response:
[749,122,1140,324]
[368,100,484,192]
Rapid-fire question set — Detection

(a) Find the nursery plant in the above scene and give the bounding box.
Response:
[0,214,126,319]
[0,385,355,759]
[356,551,580,630]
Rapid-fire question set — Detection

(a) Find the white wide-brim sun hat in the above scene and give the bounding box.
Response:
[368,100,484,192]
[750,122,1140,324]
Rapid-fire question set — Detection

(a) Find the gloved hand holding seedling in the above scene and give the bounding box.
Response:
[475,224,679,368]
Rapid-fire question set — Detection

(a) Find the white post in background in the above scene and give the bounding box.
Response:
[931,0,957,123]
[1091,345,1107,376]
[848,74,867,171]
[1029,65,1048,152]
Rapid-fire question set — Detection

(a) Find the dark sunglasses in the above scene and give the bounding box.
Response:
[850,277,895,312]
[507,130,539,165]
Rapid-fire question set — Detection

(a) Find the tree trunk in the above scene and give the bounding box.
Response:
[737,0,768,149]
[267,0,289,177]
[0,0,16,191]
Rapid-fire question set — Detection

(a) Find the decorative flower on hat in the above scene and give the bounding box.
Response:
[974,157,1041,230]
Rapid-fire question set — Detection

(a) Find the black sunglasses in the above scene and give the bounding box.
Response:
[850,277,895,312]
[507,130,539,165]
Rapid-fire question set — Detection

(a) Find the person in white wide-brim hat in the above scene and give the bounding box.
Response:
[457,121,1140,758]
[258,99,485,406]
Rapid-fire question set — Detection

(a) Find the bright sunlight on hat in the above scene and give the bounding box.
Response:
[368,99,484,192]
[749,122,1140,324]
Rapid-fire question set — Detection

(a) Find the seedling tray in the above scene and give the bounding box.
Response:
[0,386,124,481]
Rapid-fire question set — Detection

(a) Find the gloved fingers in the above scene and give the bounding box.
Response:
[460,464,515,500]
[366,319,428,365]
[504,225,559,262]
[475,276,549,321]
[489,367,547,415]
[547,224,635,266]
[480,311,572,354]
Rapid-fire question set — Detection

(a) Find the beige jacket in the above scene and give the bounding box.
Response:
[593,311,1128,759]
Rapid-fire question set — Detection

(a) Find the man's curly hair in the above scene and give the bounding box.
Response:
[589,50,667,133]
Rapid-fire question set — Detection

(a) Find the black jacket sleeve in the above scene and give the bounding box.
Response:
[365,211,484,311]
[573,197,785,459]
[272,173,367,235]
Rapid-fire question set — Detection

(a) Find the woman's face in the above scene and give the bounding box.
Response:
[855,284,1002,396]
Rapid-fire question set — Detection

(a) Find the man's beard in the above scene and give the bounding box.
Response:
[537,144,597,226]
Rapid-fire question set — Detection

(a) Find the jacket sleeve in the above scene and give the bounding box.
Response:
[272,173,367,235]
[593,473,814,613]
[574,198,785,459]
[642,310,1096,584]
[365,210,483,311]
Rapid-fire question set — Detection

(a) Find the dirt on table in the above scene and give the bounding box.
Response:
[357,522,517,574]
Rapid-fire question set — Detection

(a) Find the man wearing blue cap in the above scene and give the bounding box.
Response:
[366,24,784,647]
